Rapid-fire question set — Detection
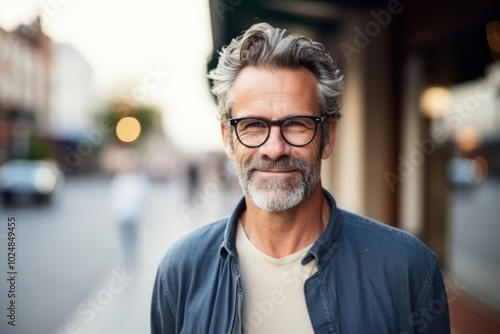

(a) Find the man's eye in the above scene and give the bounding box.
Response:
[248,122,265,127]
[241,120,266,129]
[285,121,307,128]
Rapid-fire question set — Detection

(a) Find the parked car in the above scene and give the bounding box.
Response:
[0,159,64,205]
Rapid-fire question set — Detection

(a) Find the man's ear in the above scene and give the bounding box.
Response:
[321,119,338,160]
[221,122,235,160]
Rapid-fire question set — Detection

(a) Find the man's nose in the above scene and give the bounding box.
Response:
[258,126,291,160]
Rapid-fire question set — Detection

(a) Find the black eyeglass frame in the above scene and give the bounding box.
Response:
[229,115,326,148]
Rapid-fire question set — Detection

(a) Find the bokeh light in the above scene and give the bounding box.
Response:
[116,117,141,143]
[455,126,481,152]
[471,155,488,183]
[486,21,500,53]
[420,86,452,119]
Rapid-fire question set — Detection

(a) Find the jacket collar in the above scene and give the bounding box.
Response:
[219,197,246,259]
[219,189,342,267]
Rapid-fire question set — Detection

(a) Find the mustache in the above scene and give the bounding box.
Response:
[244,157,309,173]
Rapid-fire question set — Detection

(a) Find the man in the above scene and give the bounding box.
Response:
[151,22,450,334]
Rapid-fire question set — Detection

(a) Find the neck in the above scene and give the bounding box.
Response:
[240,184,330,258]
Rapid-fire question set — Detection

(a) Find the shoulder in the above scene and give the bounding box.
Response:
[158,218,228,275]
[338,209,436,267]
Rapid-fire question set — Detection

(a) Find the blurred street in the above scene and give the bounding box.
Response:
[0,173,241,334]
[449,178,500,309]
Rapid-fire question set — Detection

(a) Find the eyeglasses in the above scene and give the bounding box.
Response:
[229,115,326,148]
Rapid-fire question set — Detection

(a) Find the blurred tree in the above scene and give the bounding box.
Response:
[96,100,162,144]
[27,136,51,160]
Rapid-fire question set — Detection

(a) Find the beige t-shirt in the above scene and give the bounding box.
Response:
[236,221,318,334]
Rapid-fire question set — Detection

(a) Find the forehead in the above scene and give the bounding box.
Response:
[230,67,319,118]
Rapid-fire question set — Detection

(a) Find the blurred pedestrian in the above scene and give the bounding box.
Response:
[186,162,199,202]
[151,23,450,333]
[109,149,150,266]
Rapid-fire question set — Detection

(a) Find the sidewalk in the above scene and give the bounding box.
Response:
[51,176,241,334]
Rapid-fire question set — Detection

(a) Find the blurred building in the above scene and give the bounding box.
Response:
[0,17,51,163]
[48,42,98,173]
[49,43,96,139]
[0,17,98,173]
[208,0,500,332]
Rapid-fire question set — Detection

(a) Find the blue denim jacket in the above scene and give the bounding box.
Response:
[151,190,450,333]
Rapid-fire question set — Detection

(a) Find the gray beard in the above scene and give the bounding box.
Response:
[236,156,321,212]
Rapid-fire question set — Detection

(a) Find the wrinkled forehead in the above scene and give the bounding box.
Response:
[229,66,320,119]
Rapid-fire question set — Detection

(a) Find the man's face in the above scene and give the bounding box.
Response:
[222,67,337,212]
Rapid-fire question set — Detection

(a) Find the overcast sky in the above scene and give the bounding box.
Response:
[0,0,224,154]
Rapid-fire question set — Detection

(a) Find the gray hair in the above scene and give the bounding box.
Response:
[208,22,344,120]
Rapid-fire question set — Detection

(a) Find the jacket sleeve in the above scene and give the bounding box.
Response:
[410,261,451,334]
[151,264,176,334]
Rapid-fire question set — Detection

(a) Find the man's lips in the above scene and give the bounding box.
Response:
[253,169,297,174]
